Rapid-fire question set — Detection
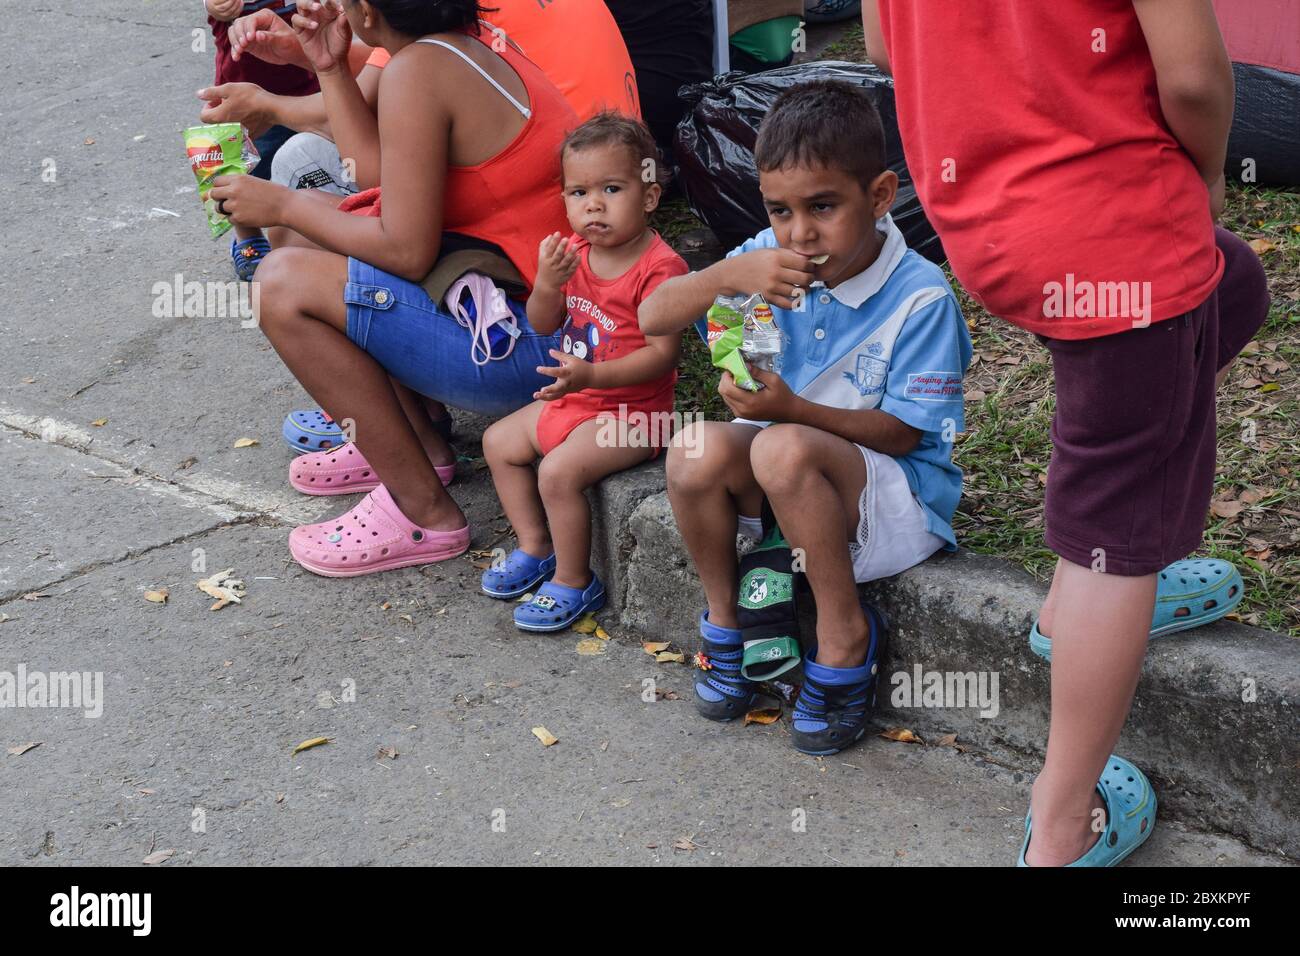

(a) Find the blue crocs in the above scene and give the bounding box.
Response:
[283,408,454,456]
[1030,558,1244,661]
[481,549,556,600]
[791,602,887,756]
[1017,754,1157,867]
[513,574,605,632]
[283,410,346,455]
[231,235,271,281]
[694,612,759,722]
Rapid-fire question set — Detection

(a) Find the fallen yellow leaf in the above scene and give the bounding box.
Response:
[655,651,686,664]
[642,641,671,655]
[1247,238,1276,255]
[594,625,611,641]
[532,726,558,747]
[572,613,599,634]
[575,638,606,656]
[232,437,259,448]
[292,736,331,754]
[879,727,924,744]
[743,708,781,725]
[90,418,108,427]
[143,589,169,604]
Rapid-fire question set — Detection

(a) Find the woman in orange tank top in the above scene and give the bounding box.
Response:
[208,0,582,577]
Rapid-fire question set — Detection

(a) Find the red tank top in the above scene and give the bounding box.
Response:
[338,32,577,290]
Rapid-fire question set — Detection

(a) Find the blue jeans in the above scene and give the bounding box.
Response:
[344,258,560,418]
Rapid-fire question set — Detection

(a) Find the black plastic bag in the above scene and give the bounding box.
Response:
[1228,63,1300,187]
[673,61,944,264]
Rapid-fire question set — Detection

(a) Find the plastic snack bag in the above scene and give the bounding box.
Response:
[184,123,260,239]
[705,292,781,391]
[740,296,782,374]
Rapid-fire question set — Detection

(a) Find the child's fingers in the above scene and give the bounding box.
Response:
[535,364,564,379]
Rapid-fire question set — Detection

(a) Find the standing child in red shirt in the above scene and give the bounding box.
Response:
[864,0,1270,865]
[481,113,688,631]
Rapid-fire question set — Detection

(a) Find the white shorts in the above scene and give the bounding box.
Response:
[270,132,359,196]
[737,445,946,584]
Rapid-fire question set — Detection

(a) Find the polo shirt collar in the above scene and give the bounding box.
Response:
[821,214,906,310]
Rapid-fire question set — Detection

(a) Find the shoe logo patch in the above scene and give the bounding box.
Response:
[533,595,557,610]
[739,570,792,610]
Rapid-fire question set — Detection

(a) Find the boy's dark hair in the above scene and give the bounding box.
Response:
[362,0,495,37]
[754,79,887,189]
[562,111,666,187]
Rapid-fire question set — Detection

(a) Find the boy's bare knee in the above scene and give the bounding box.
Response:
[667,423,730,492]
[751,425,815,494]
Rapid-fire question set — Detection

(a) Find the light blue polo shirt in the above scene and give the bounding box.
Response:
[711,215,972,549]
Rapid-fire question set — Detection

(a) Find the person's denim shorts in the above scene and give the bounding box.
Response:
[344,258,562,418]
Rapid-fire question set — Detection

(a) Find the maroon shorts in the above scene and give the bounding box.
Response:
[1039,227,1270,576]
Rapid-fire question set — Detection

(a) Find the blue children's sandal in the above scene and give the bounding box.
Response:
[1029,558,1244,661]
[791,602,887,756]
[694,611,759,721]
[481,549,556,600]
[231,235,271,282]
[513,574,605,632]
[1017,754,1157,867]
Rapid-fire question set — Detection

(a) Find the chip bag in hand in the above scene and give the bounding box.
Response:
[184,123,260,239]
[706,293,780,391]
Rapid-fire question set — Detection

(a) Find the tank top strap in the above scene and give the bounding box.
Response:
[414,37,532,119]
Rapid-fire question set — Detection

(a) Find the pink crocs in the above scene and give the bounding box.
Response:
[289,484,470,577]
[289,443,456,496]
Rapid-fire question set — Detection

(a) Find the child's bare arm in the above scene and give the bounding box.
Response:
[861,1,891,75]
[527,233,580,335]
[1132,0,1234,186]
[639,249,814,335]
[206,0,244,24]
[534,333,682,402]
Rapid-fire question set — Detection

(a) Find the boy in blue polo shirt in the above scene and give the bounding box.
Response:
[641,79,971,754]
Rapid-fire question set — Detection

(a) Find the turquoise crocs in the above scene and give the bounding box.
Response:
[1018,755,1157,867]
[481,549,556,600]
[1030,558,1244,661]
[513,574,605,632]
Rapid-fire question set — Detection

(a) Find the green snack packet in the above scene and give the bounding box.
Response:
[184,123,260,239]
[705,295,762,391]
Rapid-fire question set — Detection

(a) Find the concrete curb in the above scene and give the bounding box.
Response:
[586,459,1300,860]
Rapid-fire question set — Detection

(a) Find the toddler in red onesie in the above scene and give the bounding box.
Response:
[481,113,688,632]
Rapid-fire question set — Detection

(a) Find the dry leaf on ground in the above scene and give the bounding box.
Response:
[232,437,259,448]
[743,708,781,726]
[143,589,169,604]
[6,742,42,756]
[879,728,924,744]
[292,736,331,754]
[532,726,558,747]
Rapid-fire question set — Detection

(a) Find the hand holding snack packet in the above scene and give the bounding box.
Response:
[706,293,783,391]
[184,123,260,238]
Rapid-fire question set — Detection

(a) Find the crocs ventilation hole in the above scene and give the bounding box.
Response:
[1229,585,1238,597]
[412,531,424,543]
[1107,831,1118,847]
[1140,817,1148,833]
[1204,600,1217,611]
[382,548,389,556]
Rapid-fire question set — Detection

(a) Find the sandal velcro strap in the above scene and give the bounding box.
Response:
[741,634,801,681]
[736,503,801,677]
